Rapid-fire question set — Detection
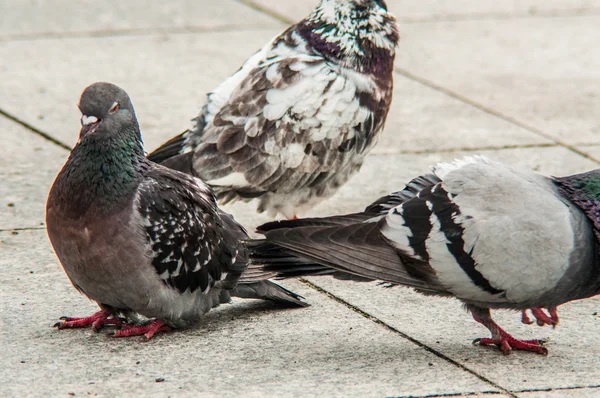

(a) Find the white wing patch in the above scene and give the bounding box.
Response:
[380,205,426,261]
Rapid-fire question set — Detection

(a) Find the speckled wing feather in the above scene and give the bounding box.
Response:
[137,166,248,294]
[194,38,386,207]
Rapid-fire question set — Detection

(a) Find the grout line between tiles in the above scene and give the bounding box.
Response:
[374,143,558,156]
[237,0,600,25]
[0,24,280,42]
[299,278,518,398]
[396,9,600,25]
[0,226,46,233]
[237,0,295,24]
[0,109,71,151]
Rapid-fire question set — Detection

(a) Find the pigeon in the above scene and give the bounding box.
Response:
[46,82,308,339]
[252,156,600,355]
[147,0,399,219]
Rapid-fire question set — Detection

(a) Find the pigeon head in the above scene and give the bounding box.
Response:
[78,82,141,144]
[299,0,399,72]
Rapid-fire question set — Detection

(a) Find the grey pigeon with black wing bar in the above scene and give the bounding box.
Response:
[253,156,600,355]
[148,0,399,219]
[46,82,307,339]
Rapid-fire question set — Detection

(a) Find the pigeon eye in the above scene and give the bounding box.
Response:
[109,102,120,113]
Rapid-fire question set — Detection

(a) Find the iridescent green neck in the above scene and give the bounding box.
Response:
[58,126,145,215]
[555,169,600,239]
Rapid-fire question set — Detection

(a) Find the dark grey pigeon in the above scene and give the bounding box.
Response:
[147,0,399,219]
[253,156,600,355]
[46,82,307,339]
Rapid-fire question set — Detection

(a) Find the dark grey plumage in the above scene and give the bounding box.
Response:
[46,82,307,339]
[253,156,600,354]
[148,0,399,219]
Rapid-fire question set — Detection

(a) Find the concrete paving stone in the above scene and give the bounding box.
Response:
[0,116,67,230]
[575,145,600,160]
[373,73,552,154]
[397,16,600,146]
[304,276,600,393]
[519,388,600,397]
[251,0,599,24]
[0,229,498,397]
[0,0,279,38]
[0,29,285,152]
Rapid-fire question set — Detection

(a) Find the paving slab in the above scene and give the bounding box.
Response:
[252,0,600,23]
[0,116,67,230]
[0,229,499,397]
[304,276,600,393]
[0,29,286,152]
[397,16,600,146]
[374,73,552,154]
[575,145,600,161]
[0,0,279,38]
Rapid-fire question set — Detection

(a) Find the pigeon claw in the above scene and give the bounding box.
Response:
[473,336,548,356]
[54,309,119,332]
[111,319,171,340]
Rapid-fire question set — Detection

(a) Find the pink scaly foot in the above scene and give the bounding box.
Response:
[112,319,171,339]
[470,306,548,355]
[54,309,124,332]
[522,307,559,328]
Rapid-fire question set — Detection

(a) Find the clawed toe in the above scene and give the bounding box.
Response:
[473,337,548,355]
[110,320,171,339]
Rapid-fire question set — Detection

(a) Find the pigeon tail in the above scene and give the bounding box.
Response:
[147,131,196,176]
[246,239,372,283]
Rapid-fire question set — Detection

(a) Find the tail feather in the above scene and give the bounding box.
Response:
[230,280,309,307]
[148,131,189,163]
[255,214,445,294]
[212,185,266,205]
[246,239,372,282]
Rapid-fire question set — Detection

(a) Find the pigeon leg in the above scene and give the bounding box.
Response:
[548,307,559,325]
[530,307,559,327]
[54,308,123,332]
[469,306,548,355]
[112,319,171,339]
[521,310,534,325]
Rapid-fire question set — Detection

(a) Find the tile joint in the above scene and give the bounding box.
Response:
[299,278,517,398]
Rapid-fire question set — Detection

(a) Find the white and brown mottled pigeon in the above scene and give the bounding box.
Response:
[46,82,308,339]
[252,156,600,355]
[147,0,399,219]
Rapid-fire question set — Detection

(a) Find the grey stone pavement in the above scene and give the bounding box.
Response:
[2,1,600,397]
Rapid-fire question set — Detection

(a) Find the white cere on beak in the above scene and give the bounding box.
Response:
[81,115,98,126]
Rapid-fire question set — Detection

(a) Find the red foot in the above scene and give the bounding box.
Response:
[472,311,548,355]
[112,320,171,339]
[521,307,559,328]
[291,215,298,220]
[54,309,123,332]
[473,335,548,355]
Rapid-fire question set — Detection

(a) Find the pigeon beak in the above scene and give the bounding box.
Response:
[81,115,98,126]
[79,115,100,139]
